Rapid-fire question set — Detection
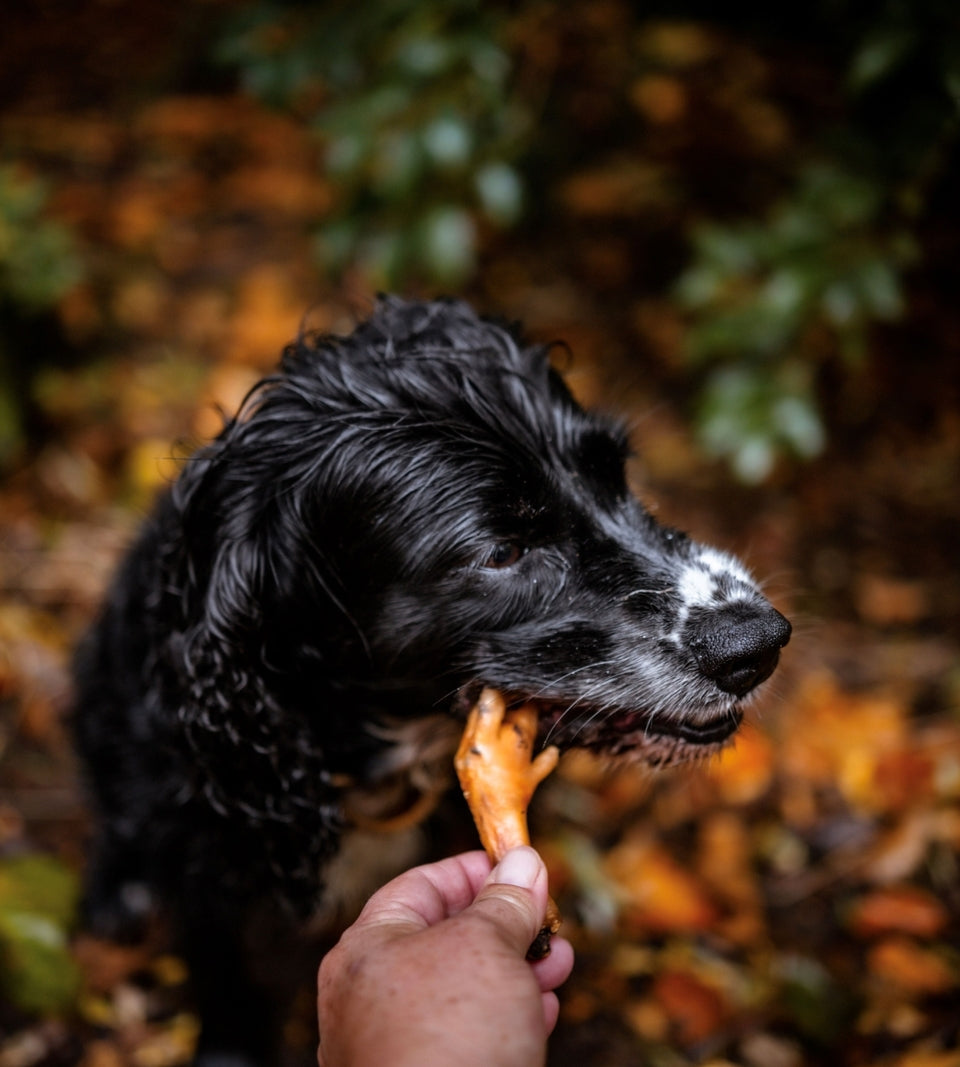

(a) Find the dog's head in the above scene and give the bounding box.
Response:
[178,296,789,773]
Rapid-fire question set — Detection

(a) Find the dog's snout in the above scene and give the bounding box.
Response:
[686,604,791,697]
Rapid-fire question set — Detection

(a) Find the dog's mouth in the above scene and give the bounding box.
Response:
[453,686,743,768]
[528,700,743,767]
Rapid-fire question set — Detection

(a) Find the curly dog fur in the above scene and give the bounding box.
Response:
[72,296,790,1064]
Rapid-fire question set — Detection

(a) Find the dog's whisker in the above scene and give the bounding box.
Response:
[564,695,624,748]
[541,693,595,749]
[531,660,619,699]
[542,677,619,748]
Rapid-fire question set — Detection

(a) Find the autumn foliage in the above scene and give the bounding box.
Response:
[1,3,958,1066]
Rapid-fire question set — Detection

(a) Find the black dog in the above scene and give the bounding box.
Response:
[72,296,790,1065]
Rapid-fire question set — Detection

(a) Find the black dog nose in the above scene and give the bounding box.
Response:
[686,605,791,697]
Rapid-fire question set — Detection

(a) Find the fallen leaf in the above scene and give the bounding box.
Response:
[623,995,669,1041]
[740,1030,804,1067]
[856,574,929,626]
[867,936,956,995]
[707,725,775,804]
[0,855,80,1013]
[857,999,928,1038]
[129,1013,199,1067]
[847,886,949,939]
[873,748,936,809]
[775,954,854,1042]
[78,1038,126,1067]
[863,811,938,884]
[652,969,730,1045]
[697,812,766,942]
[604,833,718,933]
[888,1051,960,1067]
[73,935,152,994]
[630,74,688,124]
[781,675,908,813]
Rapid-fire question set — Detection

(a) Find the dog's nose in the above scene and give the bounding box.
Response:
[686,604,791,697]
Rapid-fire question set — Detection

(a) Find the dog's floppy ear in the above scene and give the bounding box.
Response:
[165,434,344,909]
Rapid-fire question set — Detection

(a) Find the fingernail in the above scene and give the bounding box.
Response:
[492,847,541,889]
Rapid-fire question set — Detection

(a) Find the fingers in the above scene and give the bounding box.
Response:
[336,846,570,985]
[542,991,560,1035]
[467,846,549,957]
[350,850,493,938]
[536,940,576,1037]
[531,935,575,992]
[362,846,564,967]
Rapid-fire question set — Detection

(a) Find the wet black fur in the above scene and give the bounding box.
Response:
[72,296,787,1064]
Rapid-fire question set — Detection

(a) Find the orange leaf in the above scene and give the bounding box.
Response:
[652,970,729,1045]
[73,935,152,994]
[193,365,262,442]
[226,265,309,367]
[889,1052,960,1067]
[697,813,765,943]
[604,835,717,933]
[780,675,908,813]
[872,749,936,809]
[561,163,668,217]
[125,438,180,499]
[855,574,929,626]
[707,725,775,804]
[630,74,688,124]
[867,937,956,995]
[623,996,669,1041]
[864,812,939,885]
[848,886,949,939]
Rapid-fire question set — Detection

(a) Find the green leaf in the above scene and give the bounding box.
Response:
[474,162,523,226]
[694,225,758,276]
[776,954,855,1042]
[853,258,904,319]
[395,36,453,78]
[213,2,519,289]
[0,854,78,926]
[417,206,476,283]
[848,25,917,92]
[314,219,360,274]
[324,133,368,179]
[370,131,423,198]
[696,363,825,483]
[357,228,407,289]
[0,167,83,311]
[772,394,826,459]
[421,115,473,169]
[0,854,80,1014]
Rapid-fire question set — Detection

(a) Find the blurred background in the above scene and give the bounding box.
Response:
[0,1,958,1064]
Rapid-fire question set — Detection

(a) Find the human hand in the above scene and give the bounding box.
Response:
[316,846,575,1067]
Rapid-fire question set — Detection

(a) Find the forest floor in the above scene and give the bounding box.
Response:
[1,5,959,1066]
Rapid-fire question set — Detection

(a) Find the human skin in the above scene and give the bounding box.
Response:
[316,847,575,1067]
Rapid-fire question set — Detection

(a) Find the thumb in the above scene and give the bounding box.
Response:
[466,847,548,956]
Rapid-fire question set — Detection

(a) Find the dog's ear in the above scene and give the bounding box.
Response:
[165,436,344,908]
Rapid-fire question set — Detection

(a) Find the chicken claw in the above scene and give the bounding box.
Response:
[455,688,561,959]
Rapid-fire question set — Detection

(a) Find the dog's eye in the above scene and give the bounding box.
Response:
[482,542,525,569]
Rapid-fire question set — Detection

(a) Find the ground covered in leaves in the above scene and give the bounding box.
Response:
[1,5,959,1066]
